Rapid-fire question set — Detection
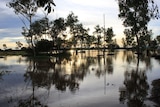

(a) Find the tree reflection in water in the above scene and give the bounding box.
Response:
[18,50,120,107]
[0,65,11,81]
[150,79,160,107]
[18,51,98,106]
[119,52,152,107]
[2,50,159,107]
[94,50,118,77]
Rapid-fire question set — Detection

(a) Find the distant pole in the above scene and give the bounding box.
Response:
[103,14,105,44]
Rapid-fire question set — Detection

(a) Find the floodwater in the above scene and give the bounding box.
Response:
[0,50,160,107]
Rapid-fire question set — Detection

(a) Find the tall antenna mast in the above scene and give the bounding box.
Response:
[103,14,105,43]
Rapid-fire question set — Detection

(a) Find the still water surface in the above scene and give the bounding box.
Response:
[0,50,160,107]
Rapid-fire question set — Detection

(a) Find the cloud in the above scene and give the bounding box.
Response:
[53,0,121,28]
[0,28,22,38]
[0,1,26,29]
[0,28,27,49]
[67,0,118,8]
[0,0,17,19]
[0,36,26,49]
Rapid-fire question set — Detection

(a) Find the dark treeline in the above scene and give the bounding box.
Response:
[5,0,160,56]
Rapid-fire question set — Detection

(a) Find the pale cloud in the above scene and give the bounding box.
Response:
[0,28,22,38]
[0,0,16,19]
[0,37,27,49]
[53,0,122,31]
[0,28,26,49]
[67,0,117,8]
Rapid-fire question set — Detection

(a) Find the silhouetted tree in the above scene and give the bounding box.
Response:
[105,27,115,44]
[8,0,55,14]
[74,23,88,49]
[93,25,103,49]
[16,41,23,50]
[30,17,49,39]
[66,12,79,48]
[105,27,116,50]
[156,35,160,44]
[8,0,55,56]
[66,12,79,29]
[50,17,67,52]
[35,39,53,53]
[86,34,96,48]
[118,0,159,54]
[123,29,136,48]
[8,0,38,56]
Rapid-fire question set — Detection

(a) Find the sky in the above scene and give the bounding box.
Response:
[0,0,160,49]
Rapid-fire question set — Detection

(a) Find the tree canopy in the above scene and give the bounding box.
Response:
[8,0,56,14]
[118,0,159,52]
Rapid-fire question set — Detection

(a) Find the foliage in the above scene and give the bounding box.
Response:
[118,0,159,52]
[66,12,79,29]
[93,25,103,48]
[105,27,115,44]
[65,12,79,48]
[16,41,23,50]
[8,0,37,22]
[3,44,7,50]
[35,39,53,52]
[156,35,160,44]
[50,17,66,48]
[8,0,55,56]
[30,17,49,37]
[22,17,50,52]
[86,35,96,48]
[8,0,55,14]
[123,29,135,47]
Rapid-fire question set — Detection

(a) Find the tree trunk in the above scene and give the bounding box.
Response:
[136,34,140,54]
[29,15,36,57]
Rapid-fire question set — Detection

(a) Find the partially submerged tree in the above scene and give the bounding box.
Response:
[8,0,55,56]
[35,39,53,53]
[74,23,88,49]
[86,34,96,48]
[93,25,103,49]
[105,27,116,49]
[50,17,66,50]
[8,0,38,55]
[66,12,79,48]
[118,0,159,53]
[105,27,115,44]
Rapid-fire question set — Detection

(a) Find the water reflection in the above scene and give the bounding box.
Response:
[120,68,149,106]
[0,50,160,107]
[24,55,81,92]
[0,66,11,81]
[119,52,154,107]
[122,50,136,64]
[150,79,160,106]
